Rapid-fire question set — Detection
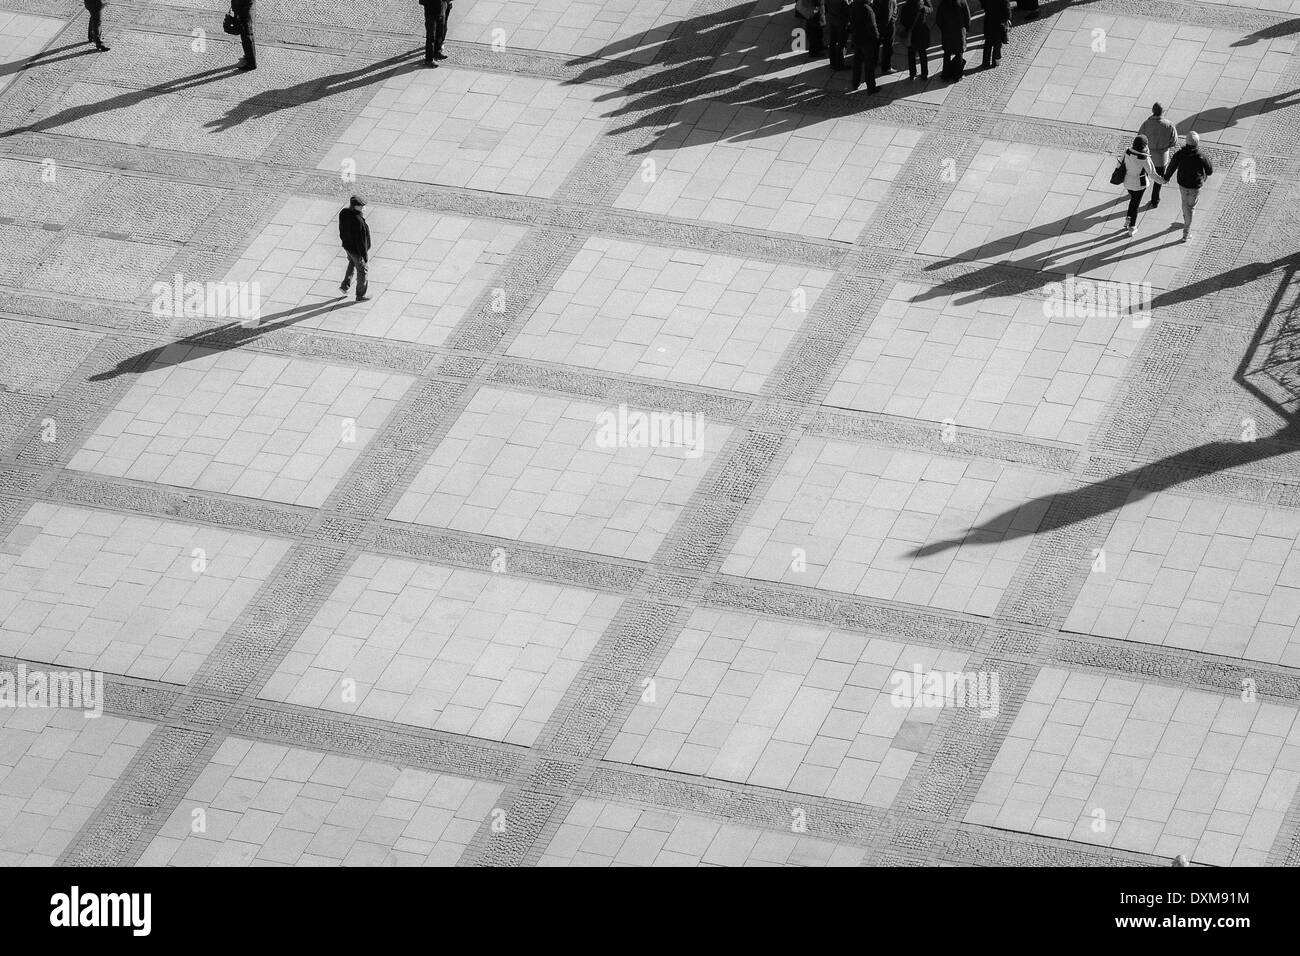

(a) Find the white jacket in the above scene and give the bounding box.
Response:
[1122,149,1156,191]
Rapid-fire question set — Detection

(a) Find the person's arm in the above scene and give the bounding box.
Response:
[1161,152,1179,185]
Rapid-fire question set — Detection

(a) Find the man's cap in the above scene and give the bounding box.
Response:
[349,195,366,207]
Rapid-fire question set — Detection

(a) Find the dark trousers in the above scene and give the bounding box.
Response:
[982,35,1002,66]
[1126,189,1144,228]
[342,251,368,298]
[853,42,878,88]
[878,24,893,70]
[908,44,928,77]
[807,14,825,55]
[942,42,963,78]
[1151,163,1168,203]
[828,25,847,69]
[239,26,256,66]
[88,8,103,45]
[424,2,451,60]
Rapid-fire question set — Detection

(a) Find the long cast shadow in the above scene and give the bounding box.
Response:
[89,298,354,381]
[0,43,95,80]
[1231,18,1300,47]
[1175,88,1300,139]
[910,255,1300,557]
[204,49,425,133]
[1,64,242,138]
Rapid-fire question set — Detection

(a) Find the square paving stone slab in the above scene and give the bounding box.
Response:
[389,386,731,562]
[70,351,414,508]
[724,437,1067,616]
[140,737,502,866]
[615,103,921,243]
[0,12,64,98]
[540,797,865,866]
[825,279,1144,445]
[1006,9,1299,151]
[0,503,292,683]
[260,555,624,746]
[226,197,527,346]
[965,667,1300,866]
[318,71,624,198]
[508,236,834,392]
[609,608,985,805]
[0,708,154,866]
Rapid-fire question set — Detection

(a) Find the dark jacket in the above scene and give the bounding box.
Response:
[1164,144,1214,189]
[84,0,104,10]
[851,1,880,43]
[339,207,371,256]
[824,0,851,30]
[982,0,1010,42]
[936,0,970,40]
[872,0,896,27]
[231,0,253,22]
[898,0,931,46]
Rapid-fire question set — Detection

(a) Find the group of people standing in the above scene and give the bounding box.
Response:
[1116,103,1215,241]
[797,0,1036,90]
[79,0,454,71]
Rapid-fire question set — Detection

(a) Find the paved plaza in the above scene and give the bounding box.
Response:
[0,0,1299,869]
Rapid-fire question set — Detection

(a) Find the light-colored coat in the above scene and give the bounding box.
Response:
[1122,148,1157,191]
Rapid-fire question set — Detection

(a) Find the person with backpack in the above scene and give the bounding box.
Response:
[981,0,1010,69]
[936,0,970,81]
[850,0,881,91]
[872,0,897,74]
[1118,134,1157,237]
[1160,131,1214,242]
[1137,103,1178,207]
[899,0,932,80]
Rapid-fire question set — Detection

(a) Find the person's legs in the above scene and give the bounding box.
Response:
[239,26,256,68]
[435,0,451,55]
[982,34,993,67]
[1180,186,1199,237]
[341,252,356,292]
[807,14,824,56]
[88,8,100,45]
[992,40,1001,65]
[880,30,892,72]
[852,45,865,86]
[1126,189,1143,230]
[354,255,368,299]
[424,5,437,62]
[829,26,846,69]
[1151,164,1166,205]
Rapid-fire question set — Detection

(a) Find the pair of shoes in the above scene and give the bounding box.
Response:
[339,282,349,293]
[356,295,370,302]
[424,60,437,67]
[238,62,257,70]
[434,50,448,60]
[95,44,110,52]
[1185,231,1194,242]
[1150,199,1159,208]
[908,71,916,79]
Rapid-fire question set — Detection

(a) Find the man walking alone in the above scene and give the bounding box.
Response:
[1138,103,1177,207]
[1160,131,1213,242]
[338,196,371,302]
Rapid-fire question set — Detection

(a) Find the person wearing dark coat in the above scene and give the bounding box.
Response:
[936,0,970,81]
[823,0,851,71]
[899,0,931,79]
[84,0,109,51]
[338,196,372,302]
[850,0,880,92]
[1159,131,1214,242]
[871,0,896,73]
[981,0,1010,68]
[420,0,452,66]
[231,0,256,70]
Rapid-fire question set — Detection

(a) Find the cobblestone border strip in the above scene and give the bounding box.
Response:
[810,407,1081,472]
[940,822,1165,866]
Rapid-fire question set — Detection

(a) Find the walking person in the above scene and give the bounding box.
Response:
[84,0,109,52]
[338,196,371,302]
[900,0,931,80]
[824,0,851,71]
[851,0,880,92]
[936,0,970,81]
[1138,102,1178,207]
[981,0,1010,69]
[420,0,452,65]
[1160,131,1214,242]
[231,0,256,70]
[1119,134,1157,237]
[872,0,897,74]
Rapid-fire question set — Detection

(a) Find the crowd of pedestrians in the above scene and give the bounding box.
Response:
[797,0,1036,87]
[1116,103,1214,241]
